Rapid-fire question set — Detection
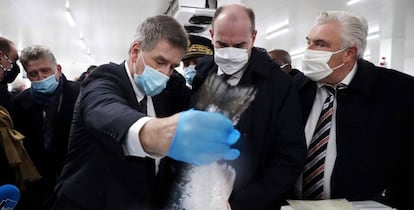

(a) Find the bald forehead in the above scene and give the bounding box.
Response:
[214,5,253,31]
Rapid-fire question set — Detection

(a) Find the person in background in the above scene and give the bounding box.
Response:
[51,15,240,210]
[293,11,414,210]
[10,45,80,210]
[188,3,306,209]
[9,79,27,97]
[268,49,303,78]
[0,37,41,197]
[0,37,20,110]
[182,35,213,87]
[76,65,97,82]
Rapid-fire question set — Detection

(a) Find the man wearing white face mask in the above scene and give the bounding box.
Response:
[10,45,80,210]
[187,3,307,210]
[293,11,414,210]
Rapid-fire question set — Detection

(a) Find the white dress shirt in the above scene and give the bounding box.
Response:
[296,63,357,198]
[217,66,246,86]
[121,63,161,172]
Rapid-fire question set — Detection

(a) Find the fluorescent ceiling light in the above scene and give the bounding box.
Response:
[290,49,305,59]
[265,22,290,40]
[65,9,76,27]
[347,0,361,5]
[65,0,70,9]
[266,27,289,40]
[366,24,380,40]
[363,49,371,59]
[368,25,380,34]
[367,33,379,40]
[80,39,86,49]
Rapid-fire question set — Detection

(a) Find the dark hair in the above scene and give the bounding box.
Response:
[0,37,13,54]
[86,65,97,73]
[268,49,291,65]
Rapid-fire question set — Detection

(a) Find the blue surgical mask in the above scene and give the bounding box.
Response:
[134,51,169,96]
[31,73,59,94]
[183,65,196,85]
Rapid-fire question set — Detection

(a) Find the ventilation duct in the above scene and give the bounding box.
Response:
[165,0,216,38]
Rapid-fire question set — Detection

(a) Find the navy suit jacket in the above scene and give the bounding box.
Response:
[54,62,189,210]
[294,59,414,210]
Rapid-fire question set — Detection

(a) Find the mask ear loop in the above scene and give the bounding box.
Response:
[280,63,289,69]
[140,50,147,66]
[330,48,348,71]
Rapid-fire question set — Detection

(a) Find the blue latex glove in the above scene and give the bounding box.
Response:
[167,109,240,165]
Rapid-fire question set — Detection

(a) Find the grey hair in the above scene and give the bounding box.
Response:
[316,11,368,58]
[132,15,188,52]
[20,45,57,69]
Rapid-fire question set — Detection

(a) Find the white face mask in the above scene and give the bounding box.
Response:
[214,47,249,75]
[301,48,346,81]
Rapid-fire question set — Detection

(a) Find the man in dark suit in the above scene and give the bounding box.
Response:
[294,11,414,210]
[268,49,303,78]
[51,15,241,210]
[188,3,307,210]
[0,37,20,110]
[0,37,20,186]
[10,45,80,210]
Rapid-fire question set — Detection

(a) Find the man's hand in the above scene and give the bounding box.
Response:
[167,109,240,165]
[139,109,240,165]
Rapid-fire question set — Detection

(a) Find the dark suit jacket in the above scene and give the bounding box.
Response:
[9,75,80,209]
[189,47,307,210]
[54,62,189,210]
[294,59,414,210]
[0,83,11,110]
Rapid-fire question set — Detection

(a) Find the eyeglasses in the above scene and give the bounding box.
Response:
[1,54,14,71]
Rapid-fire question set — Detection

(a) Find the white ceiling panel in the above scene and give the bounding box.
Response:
[1,0,413,80]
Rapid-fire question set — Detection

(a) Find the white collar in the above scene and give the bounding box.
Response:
[124,62,145,102]
[317,62,358,88]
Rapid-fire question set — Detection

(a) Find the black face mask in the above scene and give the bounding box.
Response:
[2,63,20,84]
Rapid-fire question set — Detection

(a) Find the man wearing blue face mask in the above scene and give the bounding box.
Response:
[181,35,213,88]
[292,11,414,210]
[9,45,80,210]
[51,15,240,210]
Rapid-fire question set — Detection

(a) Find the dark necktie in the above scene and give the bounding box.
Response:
[303,85,335,199]
[220,73,232,81]
[140,96,147,115]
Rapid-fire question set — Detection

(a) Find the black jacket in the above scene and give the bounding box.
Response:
[189,47,307,210]
[54,62,189,210]
[10,74,80,209]
[294,59,414,210]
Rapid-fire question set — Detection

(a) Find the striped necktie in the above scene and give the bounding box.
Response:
[303,85,335,199]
